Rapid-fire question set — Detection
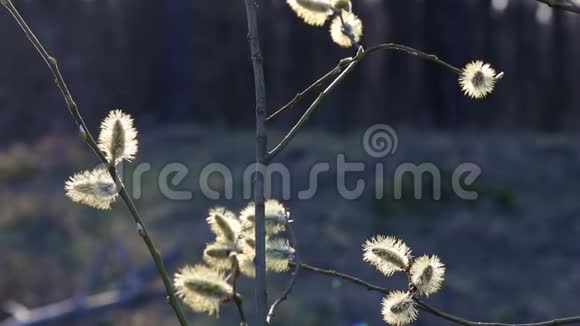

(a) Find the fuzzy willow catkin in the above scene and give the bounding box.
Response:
[65,168,119,209]
[363,235,411,276]
[207,207,241,242]
[330,10,363,48]
[381,291,418,326]
[458,60,500,99]
[174,265,233,316]
[97,109,138,164]
[286,0,334,26]
[409,255,446,297]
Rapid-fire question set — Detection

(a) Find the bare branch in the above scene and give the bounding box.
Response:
[365,43,462,74]
[291,261,388,293]
[230,255,248,326]
[266,65,342,122]
[535,0,580,14]
[0,2,189,325]
[267,43,462,161]
[294,262,580,326]
[267,51,361,162]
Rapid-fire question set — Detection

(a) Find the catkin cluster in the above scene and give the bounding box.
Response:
[65,110,138,209]
[174,200,295,316]
[363,235,446,325]
[285,0,363,48]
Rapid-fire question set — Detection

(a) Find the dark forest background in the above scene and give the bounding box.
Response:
[0,0,579,145]
[1,1,580,325]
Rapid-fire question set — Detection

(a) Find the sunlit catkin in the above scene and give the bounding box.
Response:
[203,241,241,271]
[65,168,118,209]
[458,60,501,99]
[381,291,418,326]
[97,109,138,164]
[410,255,445,297]
[236,237,294,277]
[239,199,288,235]
[174,265,233,316]
[330,10,363,48]
[266,238,295,272]
[207,207,241,243]
[286,0,333,26]
[363,235,411,276]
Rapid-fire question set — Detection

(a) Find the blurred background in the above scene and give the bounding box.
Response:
[1,0,580,325]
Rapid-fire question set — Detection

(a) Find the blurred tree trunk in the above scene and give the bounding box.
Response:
[539,10,570,131]
[161,0,194,122]
[357,0,388,127]
[423,0,469,129]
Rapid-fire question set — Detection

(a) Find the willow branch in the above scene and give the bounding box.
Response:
[535,0,580,14]
[291,262,388,294]
[266,218,300,324]
[266,65,343,122]
[294,262,580,326]
[242,0,268,324]
[0,1,189,325]
[267,51,361,162]
[266,43,461,161]
[230,255,247,326]
[364,43,462,74]
[266,14,366,123]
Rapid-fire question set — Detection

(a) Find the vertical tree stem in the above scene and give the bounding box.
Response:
[242,0,268,324]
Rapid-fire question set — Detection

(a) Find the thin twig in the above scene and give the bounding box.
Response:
[232,293,247,326]
[291,262,388,294]
[230,255,247,326]
[364,43,462,74]
[415,300,580,326]
[266,217,301,324]
[294,262,580,326]
[242,0,268,324]
[267,51,361,162]
[265,13,365,123]
[267,43,462,161]
[0,1,189,325]
[266,65,343,122]
[535,0,580,14]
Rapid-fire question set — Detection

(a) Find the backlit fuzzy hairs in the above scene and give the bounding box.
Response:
[458,60,502,99]
[98,109,138,164]
[239,199,289,235]
[363,235,411,276]
[362,235,447,325]
[381,291,418,326]
[284,0,363,48]
[175,201,296,318]
[286,0,334,26]
[65,109,139,210]
[330,10,363,48]
[65,168,118,209]
[174,264,233,316]
[203,241,242,271]
[234,238,295,278]
[409,255,445,297]
[206,207,241,243]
